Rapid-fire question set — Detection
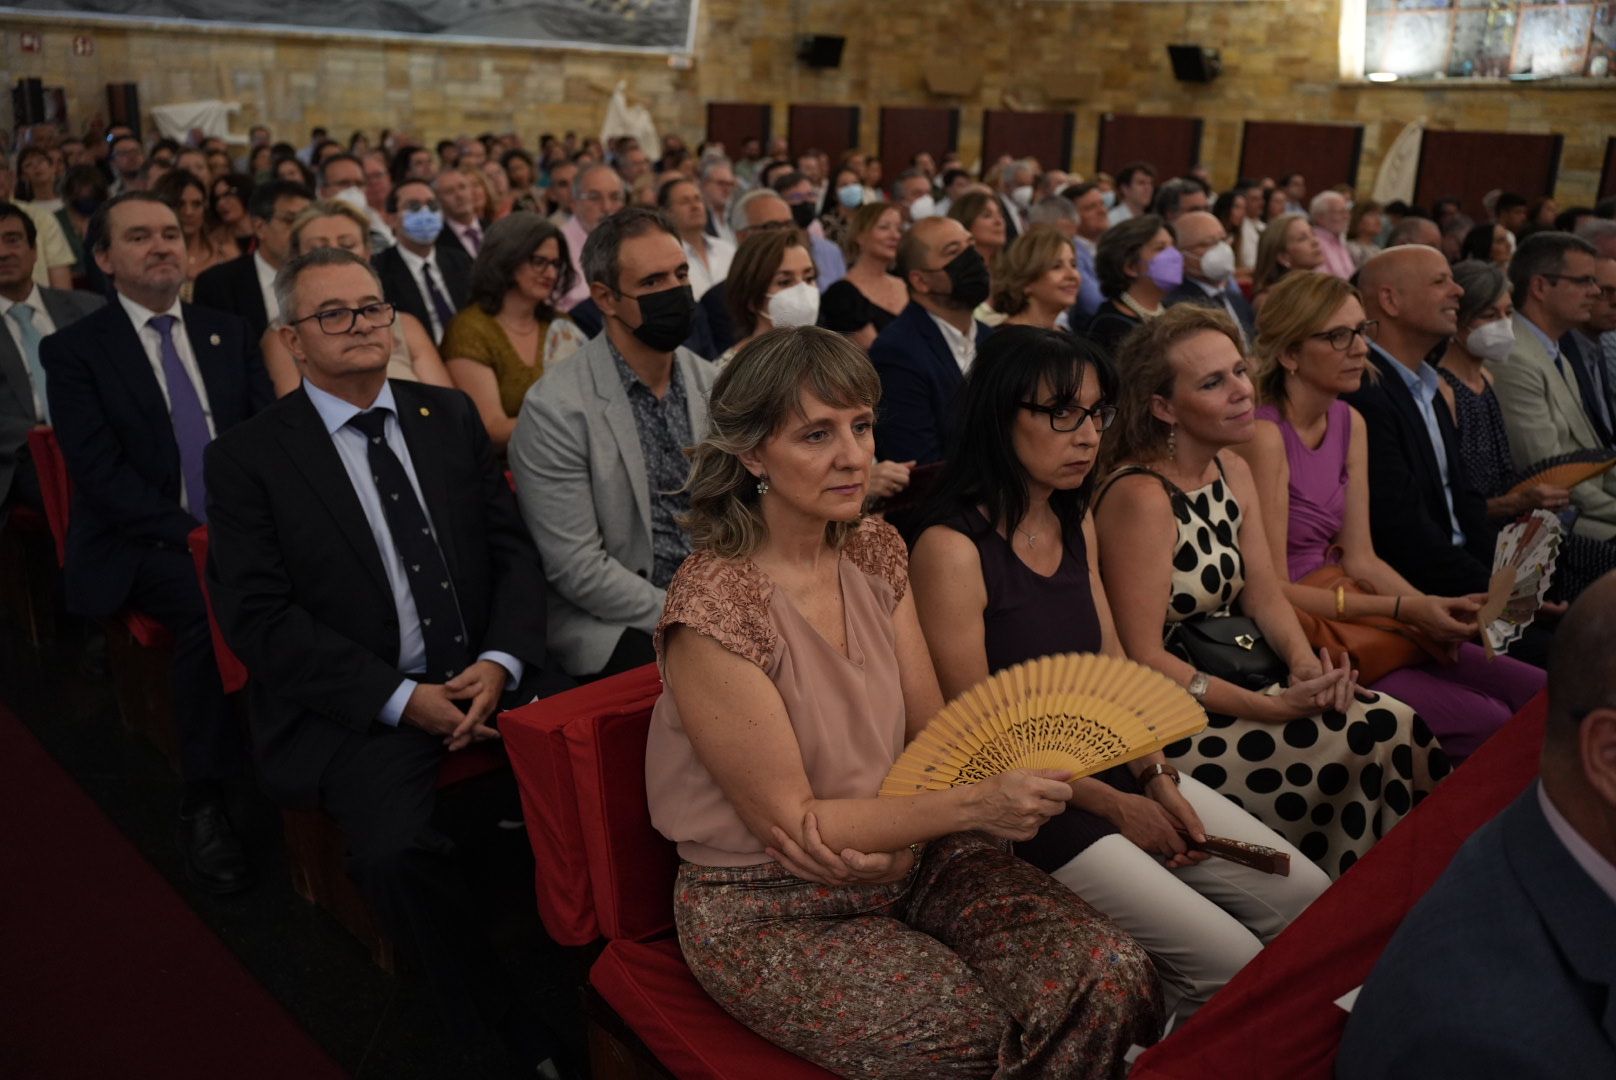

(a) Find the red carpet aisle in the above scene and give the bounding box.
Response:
[0,706,346,1080]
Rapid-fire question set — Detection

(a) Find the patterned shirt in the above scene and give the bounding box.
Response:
[609,340,694,587]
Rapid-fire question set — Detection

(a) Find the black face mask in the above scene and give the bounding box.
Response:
[790,201,816,229]
[617,283,696,353]
[939,247,991,308]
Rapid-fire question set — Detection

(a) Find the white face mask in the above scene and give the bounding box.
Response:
[1011,185,1034,210]
[332,186,370,214]
[766,281,820,328]
[907,193,936,222]
[1465,319,1515,364]
[1197,241,1236,283]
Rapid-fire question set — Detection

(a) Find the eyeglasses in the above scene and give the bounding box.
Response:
[1019,401,1118,432]
[399,199,441,213]
[1544,273,1599,290]
[288,302,396,335]
[528,254,564,273]
[578,190,626,206]
[1308,320,1378,351]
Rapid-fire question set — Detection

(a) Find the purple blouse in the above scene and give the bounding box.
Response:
[1256,399,1351,581]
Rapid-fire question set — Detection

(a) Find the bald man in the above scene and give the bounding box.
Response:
[1339,570,1616,1079]
[869,216,993,464]
[1342,247,1497,597]
[1163,210,1255,339]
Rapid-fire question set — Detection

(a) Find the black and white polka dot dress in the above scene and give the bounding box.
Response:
[1159,474,1451,879]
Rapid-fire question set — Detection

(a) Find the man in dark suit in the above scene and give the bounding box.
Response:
[190,179,312,342]
[0,201,104,524]
[204,247,568,1075]
[1163,210,1256,341]
[1338,571,1616,1079]
[371,178,471,346]
[42,192,272,891]
[871,216,992,465]
[1343,246,1495,598]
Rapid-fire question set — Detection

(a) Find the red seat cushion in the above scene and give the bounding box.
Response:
[590,938,836,1080]
[186,526,248,694]
[120,611,173,650]
[435,741,507,788]
[501,665,663,946]
[567,701,680,943]
[26,428,69,567]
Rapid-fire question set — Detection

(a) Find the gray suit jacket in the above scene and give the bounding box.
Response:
[0,286,105,508]
[509,332,716,676]
[1489,312,1616,541]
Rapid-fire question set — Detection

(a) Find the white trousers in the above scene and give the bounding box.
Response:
[1050,775,1329,1029]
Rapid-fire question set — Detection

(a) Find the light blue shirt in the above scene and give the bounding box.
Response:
[1377,345,1465,546]
[809,234,846,293]
[303,379,521,725]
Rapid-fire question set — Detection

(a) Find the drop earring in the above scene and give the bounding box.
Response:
[1167,425,1177,463]
[756,475,770,496]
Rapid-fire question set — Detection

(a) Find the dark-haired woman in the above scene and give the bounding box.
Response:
[443,211,585,451]
[1085,214,1177,355]
[911,326,1326,1025]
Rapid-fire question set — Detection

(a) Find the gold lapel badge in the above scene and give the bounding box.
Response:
[419,407,431,416]
[209,333,221,346]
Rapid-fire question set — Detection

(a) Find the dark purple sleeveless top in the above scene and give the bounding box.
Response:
[941,509,1143,871]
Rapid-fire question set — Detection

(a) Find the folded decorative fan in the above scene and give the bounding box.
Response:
[1506,449,1616,497]
[879,653,1208,796]
[1478,510,1564,658]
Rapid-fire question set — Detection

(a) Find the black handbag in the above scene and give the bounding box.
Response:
[1167,612,1287,692]
[1106,463,1288,691]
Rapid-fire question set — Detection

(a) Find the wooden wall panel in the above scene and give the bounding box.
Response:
[879,106,959,187]
[981,110,1075,174]
[1415,130,1563,220]
[1600,137,1616,202]
[1095,114,1203,180]
[1238,121,1364,192]
[788,104,860,164]
[705,103,771,155]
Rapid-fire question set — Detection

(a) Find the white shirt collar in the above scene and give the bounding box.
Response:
[927,310,975,373]
[0,284,46,318]
[116,289,183,331]
[303,376,397,436]
[1537,781,1616,909]
[396,244,437,274]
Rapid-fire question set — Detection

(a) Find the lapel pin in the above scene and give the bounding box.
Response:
[209,333,221,346]
[419,406,431,416]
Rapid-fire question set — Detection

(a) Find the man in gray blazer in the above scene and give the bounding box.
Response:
[1337,571,1616,1079]
[0,200,104,525]
[510,207,716,679]
[1490,232,1616,541]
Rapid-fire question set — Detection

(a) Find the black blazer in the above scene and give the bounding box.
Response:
[1342,345,1494,596]
[869,301,991,466]
[191,253,272,342]
[40,298,270,616]
[372,244,472,342]
[0,287,104,513]
[203,381,550,806]
[1163,279,1257,339]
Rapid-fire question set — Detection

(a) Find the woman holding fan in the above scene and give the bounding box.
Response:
[910,326,1326,1027]
[645,326,1161,1078]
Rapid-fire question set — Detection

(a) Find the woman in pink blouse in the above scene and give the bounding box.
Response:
[645,326,1161,1078]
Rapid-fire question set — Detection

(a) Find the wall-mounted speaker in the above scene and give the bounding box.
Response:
[797,35,845,69]
[1168,44,1222,84]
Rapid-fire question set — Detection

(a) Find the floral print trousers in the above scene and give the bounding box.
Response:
[674,831,1163,1079]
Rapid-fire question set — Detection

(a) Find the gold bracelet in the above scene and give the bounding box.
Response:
[1334,583,1347,620]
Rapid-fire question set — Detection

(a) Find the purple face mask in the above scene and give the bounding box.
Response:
[1146,246,1185,291]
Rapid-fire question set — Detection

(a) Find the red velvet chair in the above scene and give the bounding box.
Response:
[502,671,837,1080]
[186,526,248,695]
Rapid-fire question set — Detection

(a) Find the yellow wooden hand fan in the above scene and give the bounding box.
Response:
[880,653,1208,796]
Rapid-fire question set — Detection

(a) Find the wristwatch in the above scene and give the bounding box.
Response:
[1186,671,1210,701]
[1139,763,1181,787]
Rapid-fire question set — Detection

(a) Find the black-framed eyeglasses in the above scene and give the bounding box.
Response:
[1544,273,1598,290]
[288,302,396,335]
[398,198,441,213]
[528,254,564,273]
[1019,401,1117,432]
[1308,320,1378,351]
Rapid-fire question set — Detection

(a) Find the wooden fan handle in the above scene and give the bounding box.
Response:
[1179,830,1291,876]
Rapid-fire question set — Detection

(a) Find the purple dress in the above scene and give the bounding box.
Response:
[1256,400,1542,760]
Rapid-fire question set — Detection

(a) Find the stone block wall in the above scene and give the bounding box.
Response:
[4,0,1613,200]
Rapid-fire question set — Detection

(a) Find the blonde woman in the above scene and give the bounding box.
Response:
[261,200,453,397]
[819,201,906,349]
[646,325,1161,1078]
[994,225,1084,330]
[1251,213,1323,313]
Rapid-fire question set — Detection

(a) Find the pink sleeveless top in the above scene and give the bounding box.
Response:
[1256,399,1351,581]
[644,518,910,867]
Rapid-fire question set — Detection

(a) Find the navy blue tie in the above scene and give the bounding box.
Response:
[347,409,469,681]
[421,262,456,337]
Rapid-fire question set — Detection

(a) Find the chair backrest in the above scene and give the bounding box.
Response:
[187,525,249,694]
[502,664,665,946]
[26,428,69,566]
